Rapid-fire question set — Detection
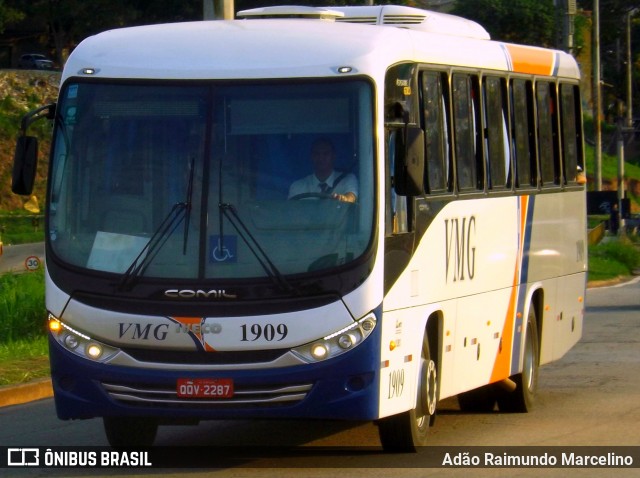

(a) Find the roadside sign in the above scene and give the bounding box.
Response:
[25,255,41,271]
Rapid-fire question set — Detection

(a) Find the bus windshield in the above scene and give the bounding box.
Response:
[48,80,375,281]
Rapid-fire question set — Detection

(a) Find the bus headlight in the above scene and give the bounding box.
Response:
[291,313,377,363]
[48,313,119,363]
[86,343,103,359]
[310,343,329,360]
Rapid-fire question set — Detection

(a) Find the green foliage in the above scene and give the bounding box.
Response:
[584,143,640,183]
[0,336,49,386]
[451,0,556,47]
[0,213,45,245]
[0,0,24,33]
[588,239,640,281]
[0,336,48,361]
[0,269,46,343]
[0,71,58,212]
[0,75,56,138]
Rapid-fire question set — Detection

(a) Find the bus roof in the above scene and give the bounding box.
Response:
[63,8,580,83]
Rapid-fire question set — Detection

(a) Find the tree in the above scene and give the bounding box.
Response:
[6,0,202,65]
[0,0,23,33]
[451,0,556,47]
[576,0,639,123]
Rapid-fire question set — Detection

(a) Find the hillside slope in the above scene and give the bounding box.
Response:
[0,71,60,211]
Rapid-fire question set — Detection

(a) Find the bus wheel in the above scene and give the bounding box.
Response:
[497,306,539,413]
[378,333,436,452]
[103,417,158,447]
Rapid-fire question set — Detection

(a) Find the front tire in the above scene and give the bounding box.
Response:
[378,333,437,452]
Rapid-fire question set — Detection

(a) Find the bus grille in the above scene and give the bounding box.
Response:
[102,382,313,408]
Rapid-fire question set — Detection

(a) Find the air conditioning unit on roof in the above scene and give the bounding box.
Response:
[237,5,490,40]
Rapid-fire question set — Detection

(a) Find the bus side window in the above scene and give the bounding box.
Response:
[560,83,583,185]
[536,81,561,186]
[511,79,536,189]
[452,73,482,192]
[483,76,510,190]
[386,130,410,235]
[420,71,451,194]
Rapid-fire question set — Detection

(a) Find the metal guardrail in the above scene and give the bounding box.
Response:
[588,222,606,246]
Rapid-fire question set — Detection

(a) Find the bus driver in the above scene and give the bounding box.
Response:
[288,138,358,203]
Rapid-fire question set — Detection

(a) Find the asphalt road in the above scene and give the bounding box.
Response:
[0,243,45,274]
[0,277,639,477]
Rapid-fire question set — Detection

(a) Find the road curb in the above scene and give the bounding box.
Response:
[0,377,53,408]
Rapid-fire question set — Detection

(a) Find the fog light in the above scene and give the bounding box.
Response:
[86,343,103,359]
[63,334,79,350]
[338,333,355,349]
[361,318,375,332]
[311,343,328,360]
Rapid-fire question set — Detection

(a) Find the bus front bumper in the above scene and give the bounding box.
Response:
[48,333,381,422]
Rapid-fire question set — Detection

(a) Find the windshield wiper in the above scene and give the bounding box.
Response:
[182,157,195,255]
[117,161,195,292]
[117,202,187,291]
[219,202,294,294]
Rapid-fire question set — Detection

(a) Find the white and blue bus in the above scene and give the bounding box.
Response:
[13,5,587,450]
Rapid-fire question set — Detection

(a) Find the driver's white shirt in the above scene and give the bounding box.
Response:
[288,170,358,199]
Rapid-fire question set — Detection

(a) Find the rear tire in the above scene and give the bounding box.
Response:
[378,332,437,452]
[104,417,158,448]
[497,306,539,413]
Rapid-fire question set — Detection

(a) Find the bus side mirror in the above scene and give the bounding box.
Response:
[12,135,39,195]
[394,125,424,196]
[12,103,55,196]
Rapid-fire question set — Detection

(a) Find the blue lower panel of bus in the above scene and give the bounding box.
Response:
[48,326,381,422]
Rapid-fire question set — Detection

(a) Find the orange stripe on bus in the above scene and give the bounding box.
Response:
[505,44,555,76]
[172,316,218,351]
[172,316,202,327]
[490,196,528,383]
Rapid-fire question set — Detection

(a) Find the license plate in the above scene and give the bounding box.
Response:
[176,378,234,398]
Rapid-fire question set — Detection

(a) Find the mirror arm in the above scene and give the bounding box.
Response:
[20,103,56,134]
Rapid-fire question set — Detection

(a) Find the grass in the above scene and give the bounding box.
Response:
[0,270,49,386]
[0,269,46,343]
[0,337,49,386]
[588,235,640,282]
[0,212,45,245]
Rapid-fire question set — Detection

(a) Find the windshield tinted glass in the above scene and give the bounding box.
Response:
[49,80,374,280]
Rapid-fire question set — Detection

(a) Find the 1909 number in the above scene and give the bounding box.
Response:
[240,323,288,342]
[388,369,405,399]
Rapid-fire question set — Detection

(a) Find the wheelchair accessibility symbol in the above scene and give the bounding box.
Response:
[210,235,237,263]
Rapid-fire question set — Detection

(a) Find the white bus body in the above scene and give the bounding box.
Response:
[14,5,586,450]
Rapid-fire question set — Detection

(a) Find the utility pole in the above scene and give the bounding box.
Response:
[203,0,214,20]
[204,0,234,20]
[557,0,577,53]
[626,9,636,128]
[593,0,602,191]
[214,0,234,20]
[617,119,625,233]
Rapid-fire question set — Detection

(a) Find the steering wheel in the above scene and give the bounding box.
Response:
[289,192,334,200]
